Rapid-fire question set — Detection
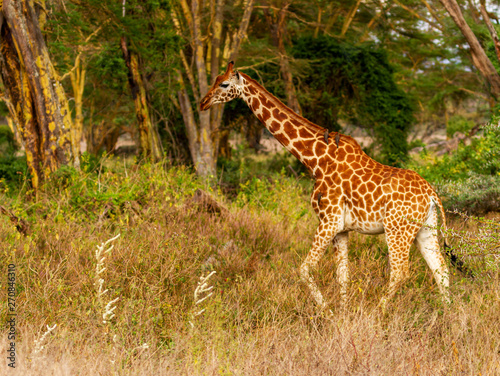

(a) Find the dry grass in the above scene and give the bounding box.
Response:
[0,162,499,375]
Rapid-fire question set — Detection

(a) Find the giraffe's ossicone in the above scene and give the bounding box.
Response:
[201,61,455,310]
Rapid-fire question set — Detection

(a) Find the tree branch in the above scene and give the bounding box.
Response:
[479,0,500,64]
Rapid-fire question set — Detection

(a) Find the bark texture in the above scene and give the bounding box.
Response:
[439,0,500,98]
[121,36,162,161]
[69,56,85,168]
[264,1,301,114]
[173,0,254,178]
[0,0,74,190]
[479,0,500,64]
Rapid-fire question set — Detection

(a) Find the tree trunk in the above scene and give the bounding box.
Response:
[70,56,85,168]
[439,0,500,98]
[341,0,362,36]
[479,0,500,64]
[0,0,74,190]
[173,0,254,177]
[245,115,262,152]
[191,0,216,177]
[264,1,301,114]
[120,36,163,161]
[0,25,42,189]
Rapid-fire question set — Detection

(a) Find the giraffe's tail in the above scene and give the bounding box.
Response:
[431,190,474,278]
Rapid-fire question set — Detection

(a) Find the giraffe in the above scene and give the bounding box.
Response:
[200,61,453,309]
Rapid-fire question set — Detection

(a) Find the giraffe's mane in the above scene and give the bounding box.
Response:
[240,72,327,134]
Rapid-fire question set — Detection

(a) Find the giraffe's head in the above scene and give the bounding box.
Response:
[200,61,242,111]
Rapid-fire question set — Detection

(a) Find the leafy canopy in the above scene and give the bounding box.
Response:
[292,36,415,166]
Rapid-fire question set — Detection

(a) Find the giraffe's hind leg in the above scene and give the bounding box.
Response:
[300,218,340,310]
[380,225,420,307]
[414,204,450,303]
[332,232,349,304]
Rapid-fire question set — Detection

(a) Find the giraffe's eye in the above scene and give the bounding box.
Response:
[220,82,229,89]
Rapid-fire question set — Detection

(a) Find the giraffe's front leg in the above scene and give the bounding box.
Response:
[300,218,340,310]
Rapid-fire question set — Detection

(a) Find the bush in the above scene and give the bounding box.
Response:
[0,124,16,154]
[408,119,500,213]
[435,174,500,214]
[0,126,27,192]
[292,36,415,166]
[0,154,28,192]
[446,115,475,138]
[410,121,500,182]
[217,148,308,197]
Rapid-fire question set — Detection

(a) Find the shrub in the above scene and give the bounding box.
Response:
[407,119,500,213]
[446,115,475,138]
[435,174,500,214]
[0,154,28,192]
[0,124,16,154]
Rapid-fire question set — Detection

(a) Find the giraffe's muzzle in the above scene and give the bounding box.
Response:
[200,95,213,111]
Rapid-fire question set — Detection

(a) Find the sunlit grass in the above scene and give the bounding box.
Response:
[0,159,498,375]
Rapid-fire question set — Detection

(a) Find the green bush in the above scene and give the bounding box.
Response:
[446,115,475,138]
[292,36,415,166]
[0,125,27,192]
[0,154,28,192]
[436,174,500,214]
[0,125,16,154]
[408,117,500,213]
[37,159,205,223]
[217,148,308,197]
[410,121,500,182]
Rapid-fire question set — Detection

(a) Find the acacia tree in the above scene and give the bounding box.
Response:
[46,0,177,161]
[263,0,300,114]
[439,0,500,98]
[45,3,110,168]
[120,1,164,161]
[173,0,254,177]
[0,0,73,191]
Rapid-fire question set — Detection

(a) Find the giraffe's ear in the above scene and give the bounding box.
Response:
[235,71,240,81]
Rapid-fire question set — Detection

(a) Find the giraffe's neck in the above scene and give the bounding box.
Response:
[239,73,328,171]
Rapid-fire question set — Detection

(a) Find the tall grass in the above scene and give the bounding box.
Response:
[0,158,499,375]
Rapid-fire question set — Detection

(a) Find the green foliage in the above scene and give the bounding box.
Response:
[235,172,312,225]
[408,138,426,150]
[487,41,500,73]
[0,125,16,154]
[0,154,28,192]
[91,44,129,91]
[436,174,500,214]
[80,152,103,173]
[37,158,204,223]
[217,147,308,196]
[0,126,27,192]
[408,116,500,213]
[292,36,414,166]
[447,115,475,138]
[411,122,500,182]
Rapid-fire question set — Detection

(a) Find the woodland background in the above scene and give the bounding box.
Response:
[0,0,500,375]
[0,0,499,186]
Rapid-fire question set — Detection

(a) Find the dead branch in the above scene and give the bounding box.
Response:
[0,205,30,236]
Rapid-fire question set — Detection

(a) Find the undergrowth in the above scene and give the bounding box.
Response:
[0,157,499,375]
[408,120,500,214]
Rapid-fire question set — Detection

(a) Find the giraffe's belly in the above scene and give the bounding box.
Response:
[343,206,385,235]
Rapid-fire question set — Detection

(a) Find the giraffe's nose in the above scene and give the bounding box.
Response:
[200,95,212,111]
